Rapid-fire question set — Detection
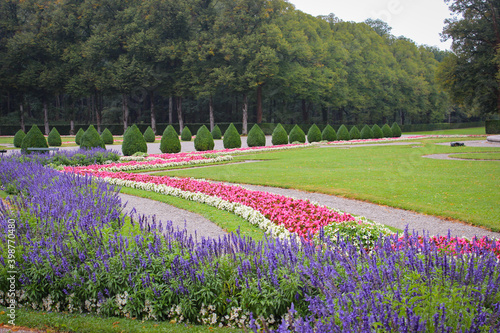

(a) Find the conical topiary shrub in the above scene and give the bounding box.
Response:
[307,124,322,143]
[81,125,106,150]
[101,128,114,144]
[47,127,62,147]
[372,124,383,139]
[247,124,266,147]
[211,125,222,140]
[382,124,393,138]
[194,125,214,151]
[160,125,181,153]
[391,122,402,137]
[272,123,288,145]
[21,125,48,154]
[181,126,192,141]
[337,124,350,141]
[349,126,361,140]
[13,129,26,148]
[288,125,306,143]
[121,124,147,156]
[143,126,156,143]
[223,123,241,149]
[360,125,373,139]
[321,125,337,141]
[75,128,85,145]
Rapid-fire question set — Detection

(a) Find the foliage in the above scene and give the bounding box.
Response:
[7,148,120,167]
[121,124,147,156]
[101,128,114,144]
[485,120,500,134]
[348,126,360,140]
[75,128,85,145]
[13,129,26,148]
[143,126,156,143]
[47,127,62,147]
[321,125,337,141]
[372,124,383,138]
[306,124,322,143]
[271,123,288,145]
[288,125,306,144]
[211,125,222,140]
[181,127,192,141]
[160,125,181,154]
[391,122,402,137]
[20,125,48,154]
[336,125,350,141]
[194,125,214,151]
[223,123,242,149]
[360,125,373,139]
[247,124,266,147]
[381,124,393,137]
[81,125,106,150]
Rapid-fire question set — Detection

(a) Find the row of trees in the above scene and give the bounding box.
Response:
[0,0,459,135]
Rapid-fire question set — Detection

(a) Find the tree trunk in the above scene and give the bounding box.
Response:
[95,92,102,133]
[150,91,156,133]
[256,85,263,123]
[242,94,248,135]
[20,102,25,132]
[43,98,49,135]
[122,94,129,133]
[301,99,308,123]
[209,95,215,131]
[177,96,184,132]
[169,96,173,124]
[70,120,75,135]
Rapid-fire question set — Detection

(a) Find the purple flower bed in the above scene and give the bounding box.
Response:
[0,160,499,331]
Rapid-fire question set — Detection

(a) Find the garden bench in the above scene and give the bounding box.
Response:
[27,147,59,154]
[0,149,7,155]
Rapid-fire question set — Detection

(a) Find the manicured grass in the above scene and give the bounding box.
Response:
[119,187,267,241]
[0,307,240,333]
[164,142,500,231]
[448,152,500,160]
[408,127,485,135]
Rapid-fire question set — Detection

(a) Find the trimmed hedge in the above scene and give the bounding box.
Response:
[223,123,242,149]
[349,126,361,140]
[75,128,85,145]
[360,125,373,139]
[47,127,62,147]
[101,128,114,144]
[211,125,222,139]
[121,124,147,156]
[13,129,26,148]
[143,126,156,143]
[194,125,214,151]
[322,125,337,141]
[337,125,350,141]
[21,125,48,153]
[289,124,306,143]
[160,125,181,153]
[382,124,393,137]
[272,123,288,145]
[181,126,192,141]
[372,124,383,139]
[247,124,266,147]
[391,122,402,137]
[307,124,322,143]
[485,120,500,134]
[81,125,106,150]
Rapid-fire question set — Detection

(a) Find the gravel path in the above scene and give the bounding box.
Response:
[424,153,500,161]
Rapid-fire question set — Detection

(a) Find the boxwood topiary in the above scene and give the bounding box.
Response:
[360,125,373,139]
[122,124,147,156]
[307,124,322,143]
[321,124,337,141]
[181,126,192,141]
[337,124,350,141]
[391,122,402,137]
[194,125,214,151]
[143,126,156,143]
[271,123,288,145]
[101,128,114,144]
[223,123,241,149]
[288,125,306,143]
[21,125,48,153]
[81,125,106,150]
[349,126,361,140]
[13,129,26,148]
[247,124,266,147]
[75,128,85,145]
[160,125,181,153]
[382,124,393,137]
[372,124,383,138]
[47,127,62,146]
[211,125,222,139]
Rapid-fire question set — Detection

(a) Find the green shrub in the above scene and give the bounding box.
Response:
[47,127,62,147]
[21,125,48,153]
[271,123,288,145]
[100,128,114,144]
[121,124,147,156]
[81,125,106,150]
[211,125,222,139]
[247,124,266,147]
[75,128,85,145]
[382,124,393,137]
[349,126,361,140]
[307,124,322,143]
[181,126,192,141]
[391,122,402,137]
[160,125,181,153]
[223,123,242,149]
[360,125,373,139]
[143,126,156,142]
[194,125,214,151]
[337,124,350,141]
[372,124,383,138]
[321,125,337,141]
[13,129,26,148]
[288,125,306,143]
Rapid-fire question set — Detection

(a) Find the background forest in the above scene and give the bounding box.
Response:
[0,0,478,135]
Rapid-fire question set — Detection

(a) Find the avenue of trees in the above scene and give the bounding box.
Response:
[0,0,460,135]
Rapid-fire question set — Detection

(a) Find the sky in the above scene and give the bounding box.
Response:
[288,0,454,50]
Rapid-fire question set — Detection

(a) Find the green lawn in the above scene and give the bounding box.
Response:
[408,127,485,135]
[158,141,500,231]
[448,152,500,160]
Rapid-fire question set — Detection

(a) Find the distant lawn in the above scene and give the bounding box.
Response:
[162,141,500,231]
[448,152,500,160]
[408,127,485,135]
